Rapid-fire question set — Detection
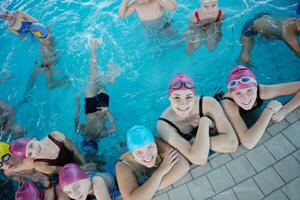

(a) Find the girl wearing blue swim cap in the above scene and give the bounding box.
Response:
[116,125,189,200]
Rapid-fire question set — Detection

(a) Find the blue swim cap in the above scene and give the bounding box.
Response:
[30,23,48,39]
[127,125,155,152]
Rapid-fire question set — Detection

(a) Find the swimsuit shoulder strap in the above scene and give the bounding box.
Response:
[33,158,54,165]
[158,118,184,135]
[216,9,222,22]
[199,96,204,118]
[222,96,235,103]
[48,134,64,149]
[194,11,200,24]
[118,159,136,172]
[256,85,264,107]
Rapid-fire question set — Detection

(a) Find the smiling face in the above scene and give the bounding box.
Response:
[25,139,42,158]
[231,87,257,110]
[132,142,158,168]
[201,0,218,17]
[63,179,91,200]
[169,90,196,118]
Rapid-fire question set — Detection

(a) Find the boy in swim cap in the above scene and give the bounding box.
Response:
[116,125,189,200]
[220,65,300,149]
[75,38,121,162]
[185,0,224,54]
[0,141,49,186]
[157,73,238,165]
[0,100,26,139]
[59,163,118,200]
[15,181,69,200]
[238,13,300,65]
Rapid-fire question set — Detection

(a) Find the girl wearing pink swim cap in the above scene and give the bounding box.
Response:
[221,65,300,149]
[59,163,117,200]
[157,73,238,165]
[15,181,69,200]
[11,131,85,175]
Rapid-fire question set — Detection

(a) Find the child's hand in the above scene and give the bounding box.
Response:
[272,109,287,123]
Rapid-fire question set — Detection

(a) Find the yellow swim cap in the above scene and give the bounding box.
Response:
[33,31,42,38]
[0,142,9,158]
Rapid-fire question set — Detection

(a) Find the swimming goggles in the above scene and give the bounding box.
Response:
[0,153,11,168]
[169,81,195,90]
[228,76,257,89]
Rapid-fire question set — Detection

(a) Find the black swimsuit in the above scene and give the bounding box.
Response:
[159,96,217,141]
[85,93,110,114]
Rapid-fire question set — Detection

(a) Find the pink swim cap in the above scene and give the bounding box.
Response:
[59,163,88,189]
[227,66,257,93]
[9,138,33,159]
[15,182,43,200]
[169,73,195,96]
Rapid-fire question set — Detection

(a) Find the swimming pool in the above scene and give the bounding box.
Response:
[0,0,299,165]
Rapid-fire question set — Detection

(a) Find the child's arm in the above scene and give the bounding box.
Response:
[17,11,39,23]
[75,93,82,134]
[119,0,136,18]
[160,0,177,11]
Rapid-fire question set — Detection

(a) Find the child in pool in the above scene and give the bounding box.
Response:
[119,0,176,34]
[220,66,300,149]
[238,13,300,65]
[59,163,118,200]
[185,0,223,54]
[116,125,189,200]
[0,142,49,186]
[75,39,121,160]
[10,131,85,175]
[0,9,38,38]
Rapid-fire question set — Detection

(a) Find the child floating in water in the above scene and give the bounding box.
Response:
[238,13,300,65]
[75,39,121,159]
[185,0,223,54]
[118,0,176,35]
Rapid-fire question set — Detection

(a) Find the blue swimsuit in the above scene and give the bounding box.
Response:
[17,21,32,35]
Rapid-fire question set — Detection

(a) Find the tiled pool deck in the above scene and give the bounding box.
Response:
[153,107,300,200]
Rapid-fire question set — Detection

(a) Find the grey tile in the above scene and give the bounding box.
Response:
[230,145,248,158]
[254,167,285,195]
[233,179,264,200]
[153,194,170,200]
[282,121,300,148]
[245,145,276,172]
[207,166,235,193]
[168,185,193,200]
[293,149,300,162]
[173,172,192,187]
[264,133,296,160]
[156,185,173,196]
[190,163,212,179]
[212,189,238,200]
[264,190,289,200]
[210,154,232,169]
[274,155,300,182]
[282,177,300,200]
[226,156,256,183]
[257,132,271,145]
[267,120,289,136]
[187,176,215,200]
[285,107,300,124]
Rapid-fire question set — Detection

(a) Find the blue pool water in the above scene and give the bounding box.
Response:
[0,0,299,164]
